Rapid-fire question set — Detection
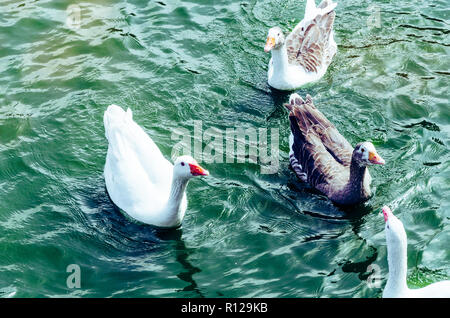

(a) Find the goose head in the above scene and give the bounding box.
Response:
[264,27,285,52]
[383,206,407,247]
[352,142,385,167]
[173,155,209,180]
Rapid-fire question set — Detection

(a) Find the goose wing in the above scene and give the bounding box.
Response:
[289,94,354,166]
[286,94,351,192]
[285,1,336,73]
[104,104,173,188]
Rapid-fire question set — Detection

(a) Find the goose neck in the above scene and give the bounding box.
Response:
[271,44,289,73]
[168,175,188,209]
[347,159,367,196]
[385,237,408,295]
[160,174,189,227]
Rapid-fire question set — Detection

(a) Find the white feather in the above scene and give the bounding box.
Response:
[103,105,189,228]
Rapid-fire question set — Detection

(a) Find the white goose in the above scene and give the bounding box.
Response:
[264,0,337,90]
[382,206,450,298]
[103,105,209,228]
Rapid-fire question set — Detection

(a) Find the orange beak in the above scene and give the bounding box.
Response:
[264,37,276,53]
[189,163,209,176]
[368,151,385,165]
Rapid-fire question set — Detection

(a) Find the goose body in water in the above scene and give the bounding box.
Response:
[382,206,450,298]
[264,0,338,90]
[286,94,385,205]
[103,105,208,228]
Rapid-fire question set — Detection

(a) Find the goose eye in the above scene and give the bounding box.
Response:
[181,162,185,166]
[361,148,365,152]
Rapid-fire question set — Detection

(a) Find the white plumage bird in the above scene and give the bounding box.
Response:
[382,206,450,298]
[103,104,208,228]
[264,0,338,90]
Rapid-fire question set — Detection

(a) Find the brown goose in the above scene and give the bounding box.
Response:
[286,94,385,205]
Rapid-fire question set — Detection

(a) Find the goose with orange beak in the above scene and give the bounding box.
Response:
[264,0,338,90]
[286,93,385,205]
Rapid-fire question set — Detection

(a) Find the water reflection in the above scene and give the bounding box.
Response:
[102,183,204,297]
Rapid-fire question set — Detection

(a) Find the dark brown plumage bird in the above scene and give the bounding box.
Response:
[286,94,385,205]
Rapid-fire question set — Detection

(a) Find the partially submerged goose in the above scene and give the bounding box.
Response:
[286,94,385,205]
[382,206,450,298]
[264,0,338,90]
[103,105,209,228]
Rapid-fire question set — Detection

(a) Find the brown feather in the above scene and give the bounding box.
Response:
[287,95,374,205]
[286,10,336,73]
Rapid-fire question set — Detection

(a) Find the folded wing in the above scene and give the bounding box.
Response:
[286,95,352,192]
[104,105,173,190]
[285,1,336,73]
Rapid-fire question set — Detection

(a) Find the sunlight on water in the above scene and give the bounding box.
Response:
[0,0,448,297]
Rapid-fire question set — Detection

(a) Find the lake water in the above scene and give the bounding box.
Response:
[0,0,449,297]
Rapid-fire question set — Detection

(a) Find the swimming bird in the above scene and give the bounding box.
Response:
[382,206,450,298]
[103,104,209,228]
[285,93,385,205]
[264,0,337,90]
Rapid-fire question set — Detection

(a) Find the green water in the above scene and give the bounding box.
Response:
[0,0,449,298]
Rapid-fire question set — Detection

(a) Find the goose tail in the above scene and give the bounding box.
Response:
[316,0,337,15]
[103,104,133,141]
[305,0,337,21]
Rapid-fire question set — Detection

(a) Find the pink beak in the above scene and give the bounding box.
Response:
[382,206,391,222]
